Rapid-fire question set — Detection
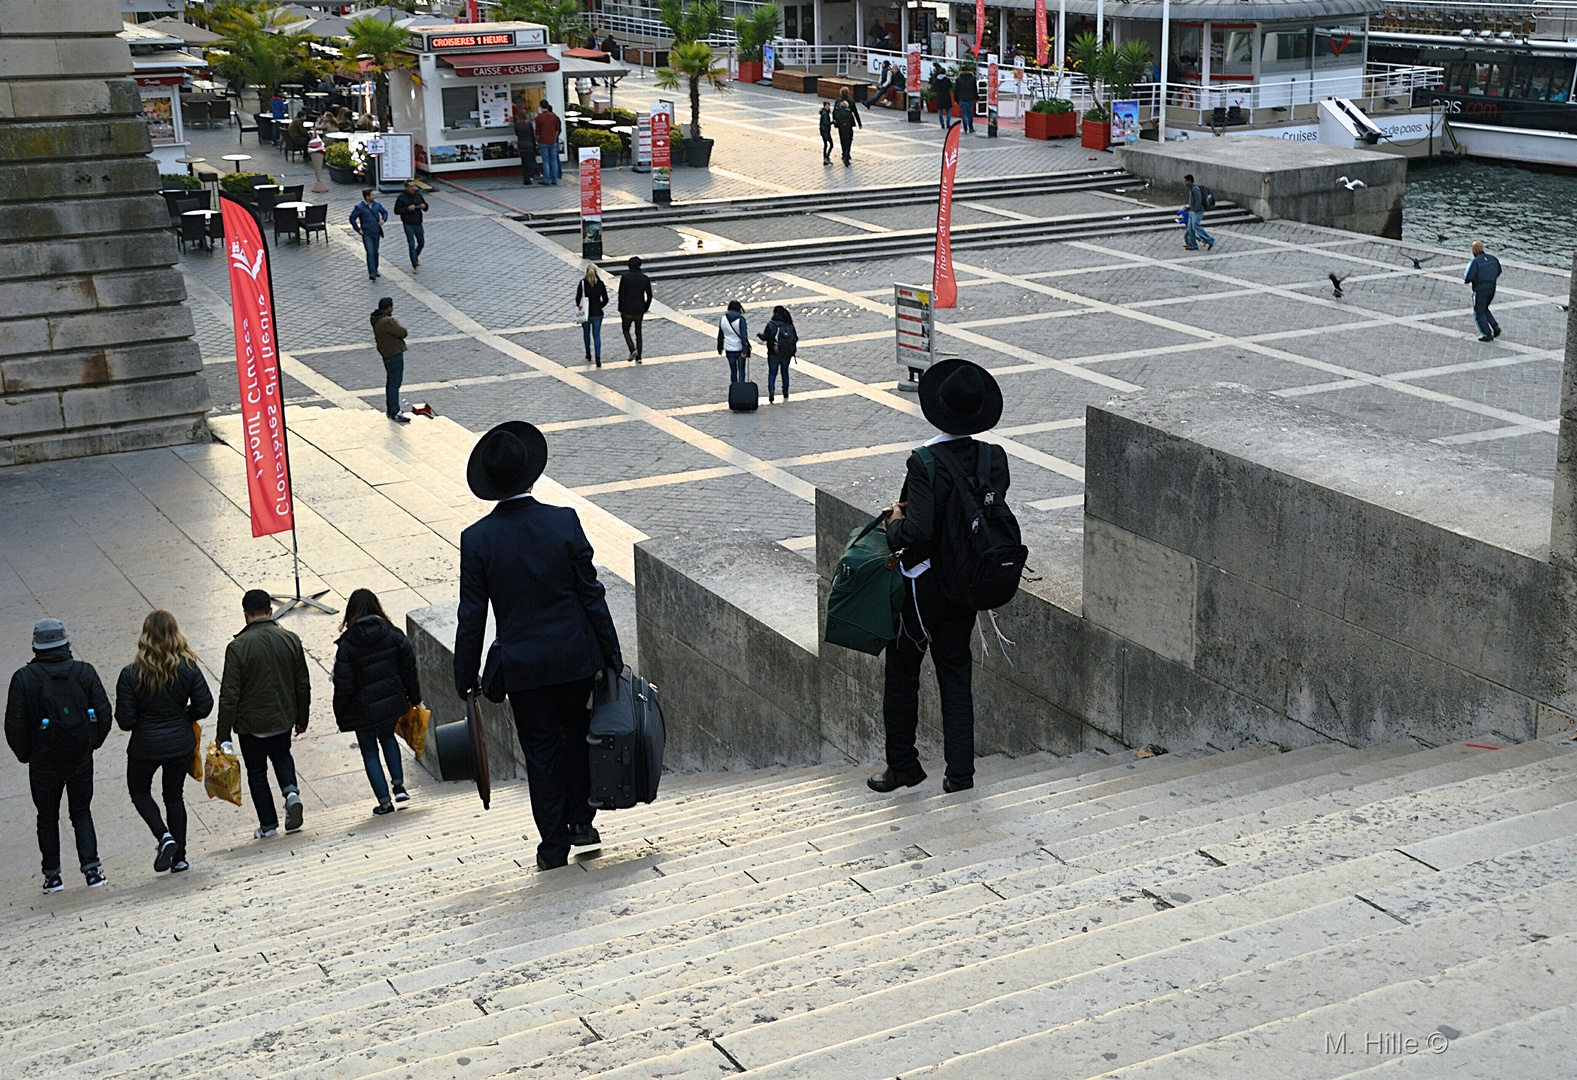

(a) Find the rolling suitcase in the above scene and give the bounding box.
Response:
[728,357,759,412]
[587,665,665,810]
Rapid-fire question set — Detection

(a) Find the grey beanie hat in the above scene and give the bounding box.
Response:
[32,618,68,651]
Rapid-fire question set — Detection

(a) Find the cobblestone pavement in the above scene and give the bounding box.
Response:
[174,80,1571,555]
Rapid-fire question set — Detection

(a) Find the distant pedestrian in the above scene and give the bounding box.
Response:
[536,102,563,185]
[871,61,901,108]
[819,100,834,165]
[5,619,112,893]
[618,255,653,363]
[759,305,798,403]
[1182,173,1215,251]
[601,33,621,59]
[370,297,409,423]
[515,109,540,185]
[1465,239,1502,341]
[936,71,954,128]
[393,180,428,273]
[218,590,311,840]
[332,589,422,817]
[832,89,861,165]
[954,68,977,133]
[577,264,609,366]
[349,188,388,280]
[718,300,750,383]
[116,610,212,876]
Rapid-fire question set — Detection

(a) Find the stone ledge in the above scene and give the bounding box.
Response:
[1,339,202,394]
[2,412,209,465]
[0,157,161,204]
[0,0,125,37]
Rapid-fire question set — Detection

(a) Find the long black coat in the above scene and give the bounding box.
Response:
[115,659,214,762]
[455,497,622,697]
[332,616,421,732]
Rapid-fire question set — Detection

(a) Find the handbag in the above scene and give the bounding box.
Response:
[824,513,906,655]
[188,722,202,781]
[575,302,588,324]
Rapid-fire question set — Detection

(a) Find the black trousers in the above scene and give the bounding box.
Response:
[31,759,99,876]
[838,127,854,162]
[621,312,644,359]
[510,677,596,867]
[128,754,190,851]
[821,131,834,160]
[239,730,298,829]
[882,571,977,783]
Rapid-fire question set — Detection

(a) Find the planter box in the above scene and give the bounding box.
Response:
[1024,110,1077,139]
[816,76,871,103]
[737,60,763,83]
[685,138,714,168]
[1081,119,1111,149]
[772,69,818,93]
[926,98,938,112]
[327,164,357,184]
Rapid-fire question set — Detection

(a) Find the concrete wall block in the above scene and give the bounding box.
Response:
[971,664,1085,757]
[90,267,188,310]
[1192,562,1291,716]
[59,371,208,429]
[0,389,62,438]
[48,304,195,352]
[0,118,152,164]
[1082,514,1196,666]
[5,78,113,120]
[29,231,178,278]
[977,582,1124,736]
[10,194,169,242]
[1283,601,1536,747]
[0,316,51,357]
[1536,701,1577,739]
[0,159,160,205]
[0,0,124,37]
[9,414,204,466]
[4,338,203,394]
[0,275,97,319]
[0,37,131,81]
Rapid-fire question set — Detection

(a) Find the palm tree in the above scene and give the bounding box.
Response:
[210,6,306,110]
[733,3,780,64]
[659,0,725,45]
[656,40,728,141]
[1068,32,1150,120]
[492,0,584,44]
[341,16,413,127]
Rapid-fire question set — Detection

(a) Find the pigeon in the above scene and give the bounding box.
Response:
[1408,254,1438,270]
[1335,176,1366,190]
[1437,229,1453,242]
[1329,272,1350,299]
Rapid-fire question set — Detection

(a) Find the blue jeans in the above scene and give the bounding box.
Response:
[541,144,562,183]
[1184,210,1214,249]
[938,104,953,128]
[403,223,424,267]
[356,717,405,805]
[1473,286,1500,337]
[959,104,975,132]
[727,351,747,382]
[768,354,790,397]
[581,315,603,359]
[361,230,380,276]
[383,352,403,417]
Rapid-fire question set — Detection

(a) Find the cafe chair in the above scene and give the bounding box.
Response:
[178,214,207,253]
[281,184,304,203]
[273,206,301,244]
[300,203,328,243]
[211,98,232,127]
[238,117,258,145]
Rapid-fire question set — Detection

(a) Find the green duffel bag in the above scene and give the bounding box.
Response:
[824,513,905,656]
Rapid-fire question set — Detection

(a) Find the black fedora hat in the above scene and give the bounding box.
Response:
[467,421,547,501]
[918,358,1003,436]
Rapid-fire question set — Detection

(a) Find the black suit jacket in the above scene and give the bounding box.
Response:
[455,497,622,697]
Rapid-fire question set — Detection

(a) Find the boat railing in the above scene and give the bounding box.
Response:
[1372,0,1577,39]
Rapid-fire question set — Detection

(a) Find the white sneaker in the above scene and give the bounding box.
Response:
[254,826,279,839]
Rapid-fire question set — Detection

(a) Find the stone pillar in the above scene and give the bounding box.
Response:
[0,0,210,466]
[1550,252,1577,565]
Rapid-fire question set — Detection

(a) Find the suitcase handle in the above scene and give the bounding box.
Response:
[602,665,621,702]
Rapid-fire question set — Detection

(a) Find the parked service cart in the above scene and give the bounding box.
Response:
[389,21,570,176]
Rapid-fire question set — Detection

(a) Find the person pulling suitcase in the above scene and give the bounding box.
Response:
[719,300,758,412]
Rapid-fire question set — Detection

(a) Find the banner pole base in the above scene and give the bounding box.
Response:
[272,528,338,617]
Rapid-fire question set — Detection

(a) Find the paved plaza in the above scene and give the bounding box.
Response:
[1,73,1571,892]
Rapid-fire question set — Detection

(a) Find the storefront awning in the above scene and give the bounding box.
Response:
[558,54,632,79]
[440,50,559,77]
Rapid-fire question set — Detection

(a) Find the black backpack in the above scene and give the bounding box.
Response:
[917,442,1028,611]
[772,321,798,358]
[1199,185,1216,210]
[832,100,855,129]
[33,662,99,764]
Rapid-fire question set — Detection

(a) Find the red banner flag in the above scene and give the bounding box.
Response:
[975,0,987,56]
[1035,0,1048,65]
[932,122,961,309]
[906,43,921,94]
[988,57,999,109]
[220,196,295,538]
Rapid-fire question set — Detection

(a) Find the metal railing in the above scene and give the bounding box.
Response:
[1371,0,1577,37]
[1143,62,1442,126]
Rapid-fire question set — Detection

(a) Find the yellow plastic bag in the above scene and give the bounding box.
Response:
[204,740,242,807]
[396,703,430,759]
[188,722,203,782]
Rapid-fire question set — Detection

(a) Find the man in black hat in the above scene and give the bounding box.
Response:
[617,256,652,364]
[870,358,1009,795]
[455,421,623,870]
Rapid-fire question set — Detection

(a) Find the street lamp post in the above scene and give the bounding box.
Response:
[1158,0,1170,140]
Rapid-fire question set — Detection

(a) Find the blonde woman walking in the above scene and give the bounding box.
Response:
[577,264,609,366]
[115,610,213,875]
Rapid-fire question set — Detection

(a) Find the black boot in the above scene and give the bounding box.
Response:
[568,823,601,847]
[867,765,926,792]
[942,775,974,793]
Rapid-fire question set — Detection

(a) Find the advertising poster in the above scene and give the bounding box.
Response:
[219,196,294,538]
[763,44,776,82]
[987,57,999,136]
[932,122,961,309]
[894,284,936,390]
[1035,0,1048,65]
[652,102,672,205]
[579,147,603,259]
[906,43,923,123]
[636,110,652,172]
[1111,99,1140,144]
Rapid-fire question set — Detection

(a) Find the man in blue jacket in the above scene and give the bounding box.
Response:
[1465,239,1502,342]
[455,421,623,870]
[349,188,388,281]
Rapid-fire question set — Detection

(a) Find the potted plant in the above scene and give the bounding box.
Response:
[1026,98,1076,139]
[921,83,937,112]
[656,41,728,168]
[669,127,687,166]
[218,171,277,194]
[324,141,358,183]
[1068,32,1151,150]
[569,127,627,167]
[1081,105,1111,148]
[733,3,780,83]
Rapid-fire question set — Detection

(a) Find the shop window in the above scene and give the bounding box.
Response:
[1173,26,1201,75]
[1314,24,1365,66]
[442,85,479,130]
[1260,27,1309,71]
[1209,29,1252,74]
[143,93,175,143]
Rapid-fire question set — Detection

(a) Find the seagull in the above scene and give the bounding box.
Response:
[1408,254,1439,270]
[1329,272,1350,299]
[1437,229,1453,242]
[1335,176,1366,190]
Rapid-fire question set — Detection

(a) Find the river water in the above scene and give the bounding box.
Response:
[1403,158,1577,271]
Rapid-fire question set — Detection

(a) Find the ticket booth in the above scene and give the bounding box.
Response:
[389,21,569,175]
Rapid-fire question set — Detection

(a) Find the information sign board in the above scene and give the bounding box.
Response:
[895,283,936,391]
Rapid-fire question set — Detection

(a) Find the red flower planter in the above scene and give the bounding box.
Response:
[737,60,763,83]
[1025,110,1076,140]
[926,98,938,112]
[1081,119,1111,149]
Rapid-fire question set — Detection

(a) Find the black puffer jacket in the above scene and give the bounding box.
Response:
[332,616,421,732]
[116,660,214,761]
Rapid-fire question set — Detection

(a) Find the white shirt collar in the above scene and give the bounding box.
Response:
[925,432,966,446]
[502,491,535,503]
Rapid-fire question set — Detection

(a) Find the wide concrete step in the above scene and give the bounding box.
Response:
[1331,1001,1577,1079]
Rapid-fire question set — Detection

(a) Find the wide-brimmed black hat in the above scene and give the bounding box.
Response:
[467,421,547,501]
[918,358,1002,436]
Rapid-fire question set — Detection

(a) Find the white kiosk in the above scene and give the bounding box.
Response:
[389,21,569,176]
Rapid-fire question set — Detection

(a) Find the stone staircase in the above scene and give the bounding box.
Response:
[5,735,1577,1079]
